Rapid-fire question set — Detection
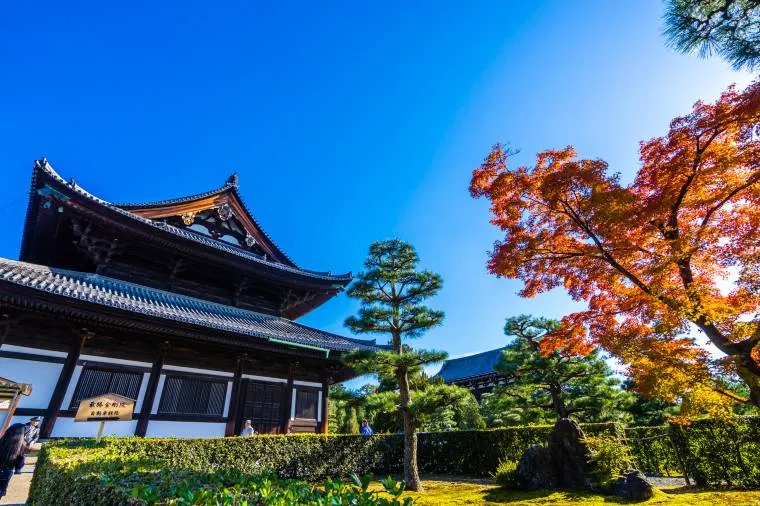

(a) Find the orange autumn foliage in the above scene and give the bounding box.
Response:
[470,81,760,412]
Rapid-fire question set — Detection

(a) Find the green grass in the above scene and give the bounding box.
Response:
[374,477,760,505]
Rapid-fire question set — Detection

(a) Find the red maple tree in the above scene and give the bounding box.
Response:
[470,81,760,413]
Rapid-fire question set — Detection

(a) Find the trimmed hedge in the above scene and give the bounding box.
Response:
[417,423,620,476]
[625,417,760,487]
[31,419,760,503]
[670,417,760,487]
[28,440,413,505]
[624,426,682,476]
[30,423,623,503]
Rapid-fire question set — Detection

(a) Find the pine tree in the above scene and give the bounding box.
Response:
[663,0,760,71]
[343,239,445,491]
[482,315,633,426]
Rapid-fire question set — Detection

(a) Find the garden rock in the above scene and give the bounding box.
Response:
[548,418,591,489]
[516,444,557,490]
[612,470,655,501]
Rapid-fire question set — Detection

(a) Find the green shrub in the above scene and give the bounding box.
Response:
[28,422,623,504]
[584,435,634,485]
[624,417,760,487]
[624,426,682,476]
[28,442,413,505]
[491,459,518,489]
[669,417,760,487]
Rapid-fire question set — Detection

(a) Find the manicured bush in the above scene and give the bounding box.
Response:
[28,441,413,505]
[669,417,760,487]
[583,435,634,485]
[417,422,620,476]
[491,460,518,489]
[624,426,683,476]
[624,417,760,487]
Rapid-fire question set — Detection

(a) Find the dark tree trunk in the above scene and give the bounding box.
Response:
[397,366,422,492]
[550,383,570,419]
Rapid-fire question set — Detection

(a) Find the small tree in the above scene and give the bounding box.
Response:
[343,240,445,491]
[663,0,760,71]
[361,380,485,433]
[482,315,633,426]
[329,384,367,434]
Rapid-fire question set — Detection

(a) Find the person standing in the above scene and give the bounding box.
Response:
[360,419,374,436]
[240,419,255,436]
[14,416,40,474]
[0,424,27,499]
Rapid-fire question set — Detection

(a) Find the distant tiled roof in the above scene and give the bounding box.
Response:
[436,348,506,383]
[0,258,378,354]
[30,160,351,284]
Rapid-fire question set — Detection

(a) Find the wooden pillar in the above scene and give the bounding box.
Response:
[320,379,330,434]
[225,354,245,437]
[280,363,295,434]
[135,342,169,437]
[0,314,13,349]
[40,332,88,438]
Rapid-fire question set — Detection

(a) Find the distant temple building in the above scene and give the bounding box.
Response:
[436,348,507,401]
[0,159,380,438]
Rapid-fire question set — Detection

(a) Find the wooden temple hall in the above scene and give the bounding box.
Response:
[0,159,380,438]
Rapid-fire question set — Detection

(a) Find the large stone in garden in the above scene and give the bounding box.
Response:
[612,470,655,501]
[548,418,591,489]
[516,444,557,490]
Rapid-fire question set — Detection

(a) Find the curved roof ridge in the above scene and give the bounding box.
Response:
[287,319,386,348]
[31,160,352,283]
[436,346,507,383]
[115,182,233,209]
[0,257,374,353]
[113,172,298,268]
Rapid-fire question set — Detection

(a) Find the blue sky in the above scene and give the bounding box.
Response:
[0,2,753,384]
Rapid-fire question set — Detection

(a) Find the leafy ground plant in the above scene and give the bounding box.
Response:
[129,472,413,505]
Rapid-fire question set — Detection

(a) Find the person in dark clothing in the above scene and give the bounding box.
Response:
[14,417,40,474]
[0,424,27,498]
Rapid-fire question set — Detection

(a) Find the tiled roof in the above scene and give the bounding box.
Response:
[31,160,351,284]
[115,172,299,268]
[436,347,506,383]
[0,257,378,354]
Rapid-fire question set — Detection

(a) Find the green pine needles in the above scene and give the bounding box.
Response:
[663,0,760,71]
[343,239,447,492]
[482,315,633,427]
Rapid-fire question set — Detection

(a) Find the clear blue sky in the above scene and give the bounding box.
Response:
[0,2,753,382]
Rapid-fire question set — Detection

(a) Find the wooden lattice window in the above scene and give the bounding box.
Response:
[69,366,143,410]
[158,375,227,416]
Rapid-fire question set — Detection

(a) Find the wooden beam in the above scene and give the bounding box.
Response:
[225,354,245,436]
[134,341,169,437]
[320,379,329,434]
[40,331,89,438]
[280,362,295,434]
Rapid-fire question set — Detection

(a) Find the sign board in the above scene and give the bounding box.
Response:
[75,393,135,422]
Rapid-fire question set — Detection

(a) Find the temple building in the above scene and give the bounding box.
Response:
[436,348,507,402]
[0,159,380,438]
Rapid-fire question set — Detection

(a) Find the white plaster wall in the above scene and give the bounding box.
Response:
[134,372,151,413]
[60,365,83,410]
[145,421,226,438]
[50,417,138,438]
[0,356,62,409]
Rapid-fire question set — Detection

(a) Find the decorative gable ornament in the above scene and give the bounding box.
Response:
[245,233,256,247]
[217,203,233,221]
[181,211,197,226]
